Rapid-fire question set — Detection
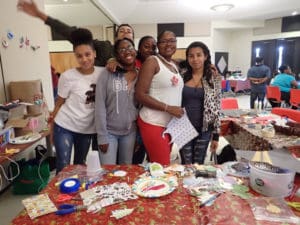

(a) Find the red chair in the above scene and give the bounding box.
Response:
[290,89,300,109]
[271,107,300,123]
[266,85,286,107]
[221,98,239,110]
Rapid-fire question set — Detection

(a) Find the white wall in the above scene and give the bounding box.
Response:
[0,0,53,109]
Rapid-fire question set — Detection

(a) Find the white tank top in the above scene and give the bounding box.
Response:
[139,56,183,127]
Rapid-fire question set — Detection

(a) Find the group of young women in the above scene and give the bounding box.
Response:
[18,0,221,174]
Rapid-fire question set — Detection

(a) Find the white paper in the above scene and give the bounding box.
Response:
[163,110,199,149]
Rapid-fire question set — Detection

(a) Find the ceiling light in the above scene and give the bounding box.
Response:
[210,4,234,12]
[63,0,68,2]
[292,11,298,16]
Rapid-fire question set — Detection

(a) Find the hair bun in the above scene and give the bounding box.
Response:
[70,28,93,46]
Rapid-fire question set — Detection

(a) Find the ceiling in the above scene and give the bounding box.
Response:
[45,0,300,26]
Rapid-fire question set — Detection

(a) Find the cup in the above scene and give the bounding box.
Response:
[86,151,102,176]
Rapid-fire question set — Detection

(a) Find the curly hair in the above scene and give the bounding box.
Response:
[70,28,94,50]
[183,41,213,88]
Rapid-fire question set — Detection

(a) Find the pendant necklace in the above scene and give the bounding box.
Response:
[157,54,178,73]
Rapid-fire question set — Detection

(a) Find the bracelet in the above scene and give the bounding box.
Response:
[164,104,168,112]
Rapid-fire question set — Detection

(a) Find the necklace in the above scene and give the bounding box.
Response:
[192,75,202,88]
[157,54,178,73]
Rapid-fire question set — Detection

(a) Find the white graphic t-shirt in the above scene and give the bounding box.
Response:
[55,67,104,134]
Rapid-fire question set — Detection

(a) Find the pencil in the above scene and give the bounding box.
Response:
[199,192,222,208]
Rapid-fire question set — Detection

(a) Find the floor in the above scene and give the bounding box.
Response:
[0,94,252,225]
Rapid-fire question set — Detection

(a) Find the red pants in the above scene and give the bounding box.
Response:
[137,116,171,165]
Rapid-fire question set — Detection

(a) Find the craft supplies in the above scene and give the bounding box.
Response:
[55,204,86,215]
[162,110,198,149]
[55,194,81,203]
[199,192,221,208]
[149,162,164,177]
[132,176,177,198]
[22,194,57,219]
[113,170,127,177]
[80,182,137,208]
[247,197,299,224]
[59,178,80,194]
[110,208,134,219]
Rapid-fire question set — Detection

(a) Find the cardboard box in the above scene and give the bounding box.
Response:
[8,104,26,120]
[5,114,47,137]
[9,80,42,103]
[9,80,44,116]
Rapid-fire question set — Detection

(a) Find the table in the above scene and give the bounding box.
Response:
[0,130,51,165]
[0,130,51,192]
[10,165,300,225]
[229,80,251,93]
[221,115,300,152]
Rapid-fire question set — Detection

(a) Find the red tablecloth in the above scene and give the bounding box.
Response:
[10,165,300,225]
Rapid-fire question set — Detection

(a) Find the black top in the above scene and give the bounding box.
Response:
[46,16,113,67]
[182,85,204,133]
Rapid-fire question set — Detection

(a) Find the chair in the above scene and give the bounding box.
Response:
[290,89,300,109]
[221,98,239,110]
[271,107,300,123]
[266,86,284,107]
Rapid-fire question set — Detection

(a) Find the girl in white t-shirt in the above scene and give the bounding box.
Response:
[48,28,104,173]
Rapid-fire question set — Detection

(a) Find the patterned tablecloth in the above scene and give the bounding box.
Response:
[10,165,300,225]
[221,117,300,152]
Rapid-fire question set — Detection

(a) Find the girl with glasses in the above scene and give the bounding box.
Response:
[95,38,138,165]
[135,31,184,165]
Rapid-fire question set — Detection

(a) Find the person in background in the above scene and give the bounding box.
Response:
[49,28,103,173]
[132,36,157,164]
[17,0,134,66]
[181,41,221,164]
[247,57,271,109]
[271,65,298,106]
[95,38,138,165]
[135,31,184,165]
[135,36,157,68]
[50,66,59,100]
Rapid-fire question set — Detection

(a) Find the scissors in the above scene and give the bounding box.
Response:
[56,204,86,215]
[56,194,81,203]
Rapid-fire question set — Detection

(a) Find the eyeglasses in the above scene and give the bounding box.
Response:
[117,45,135,54]
[158,39,177,45]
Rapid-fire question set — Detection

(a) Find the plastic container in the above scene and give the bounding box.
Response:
[86,151,102,176]
[249,162,295,197]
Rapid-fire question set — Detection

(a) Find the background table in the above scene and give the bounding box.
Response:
[10,164,300,225]
[229,80,251,93]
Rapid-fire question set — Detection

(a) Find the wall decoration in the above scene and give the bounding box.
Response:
[1,38,8,48]
[7,31,14,40]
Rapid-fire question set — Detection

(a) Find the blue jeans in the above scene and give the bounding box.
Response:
[180,130,212,164]
[99,130,136,165]
[53,123,92,173]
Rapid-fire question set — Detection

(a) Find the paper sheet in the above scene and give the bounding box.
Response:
[163,111,199,149]
[22,194,57,219]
